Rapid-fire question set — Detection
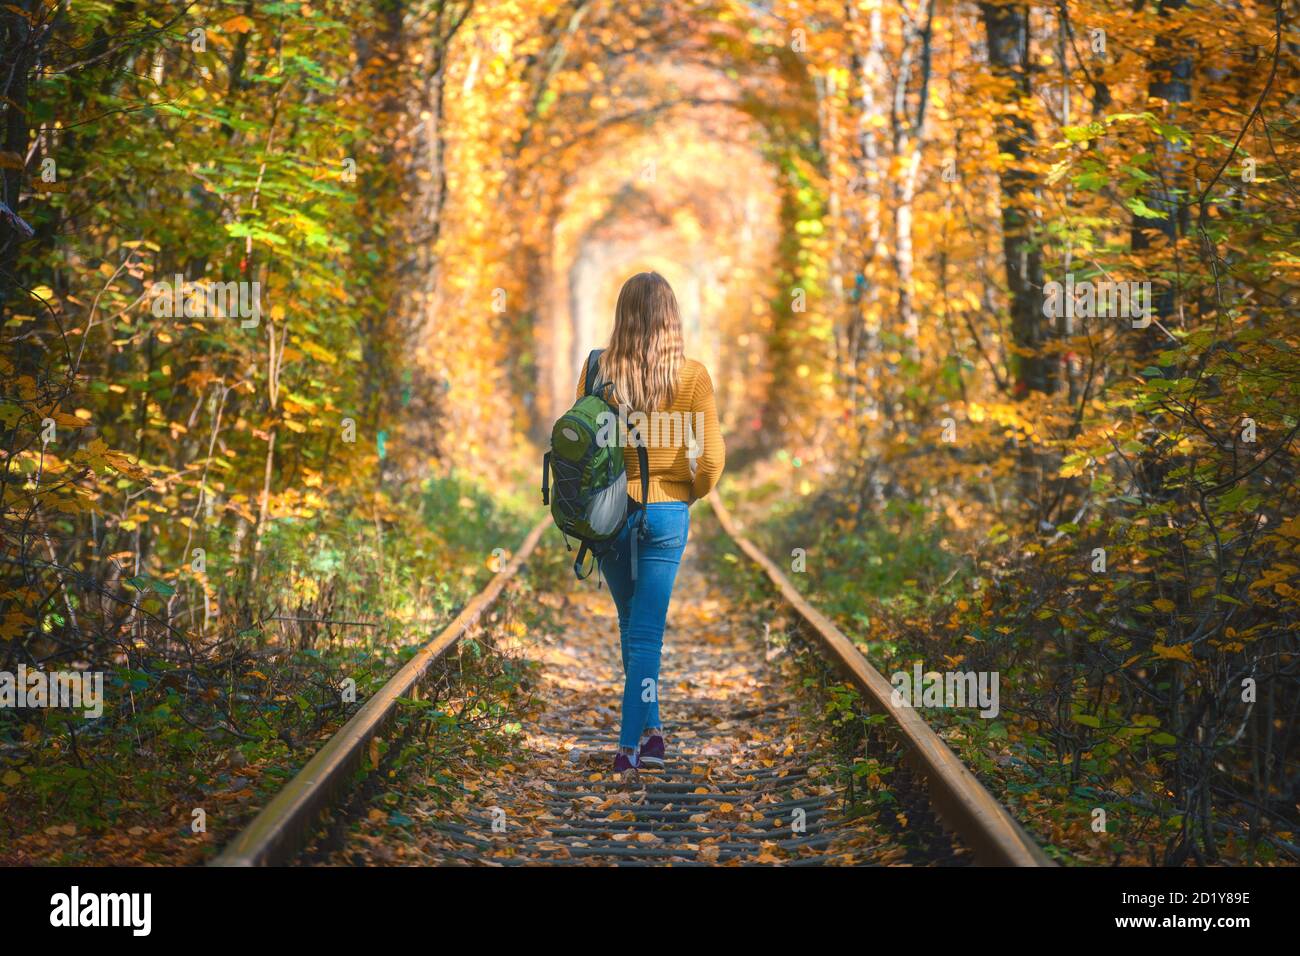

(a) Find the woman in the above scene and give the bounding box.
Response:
[577,272,725,774]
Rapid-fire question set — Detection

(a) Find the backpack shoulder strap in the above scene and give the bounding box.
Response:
[584,348,605,397]
[636,443,650,511]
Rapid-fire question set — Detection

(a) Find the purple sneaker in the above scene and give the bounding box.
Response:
[612,752,639,774]
[637,734,665,767]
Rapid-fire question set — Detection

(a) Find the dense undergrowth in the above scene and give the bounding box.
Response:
[722,452,1297,866]
[0,472,534,864]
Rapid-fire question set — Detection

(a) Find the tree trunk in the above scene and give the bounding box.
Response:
[979,1,1052,397]
[890,0,935,361]
[844,0,888,471]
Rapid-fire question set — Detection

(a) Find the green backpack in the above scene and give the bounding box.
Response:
[542,348,649,581]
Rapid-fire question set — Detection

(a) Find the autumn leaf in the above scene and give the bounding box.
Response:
[0,611,31,641]
[1152,644,1195,664]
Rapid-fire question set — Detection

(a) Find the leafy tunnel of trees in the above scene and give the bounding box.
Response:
[0,0,1296,864]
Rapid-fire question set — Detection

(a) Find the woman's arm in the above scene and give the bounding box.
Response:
[689,363,725,501]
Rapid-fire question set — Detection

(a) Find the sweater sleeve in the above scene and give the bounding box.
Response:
[575,355,587,401]
[689,362,725,501]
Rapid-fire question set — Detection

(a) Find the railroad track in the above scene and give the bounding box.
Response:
[215,496,1051,867]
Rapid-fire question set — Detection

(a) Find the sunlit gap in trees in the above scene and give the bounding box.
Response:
[544,107,780,434]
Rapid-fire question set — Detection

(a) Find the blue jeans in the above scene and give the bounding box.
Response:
[597,501,690,750]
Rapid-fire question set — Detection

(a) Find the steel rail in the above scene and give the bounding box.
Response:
[708,495,1054,866]
[213,516,551,866]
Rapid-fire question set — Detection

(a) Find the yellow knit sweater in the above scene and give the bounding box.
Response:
[576,356,725,504]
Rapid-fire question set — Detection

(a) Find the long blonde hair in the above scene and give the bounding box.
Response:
[599,272,684,413]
